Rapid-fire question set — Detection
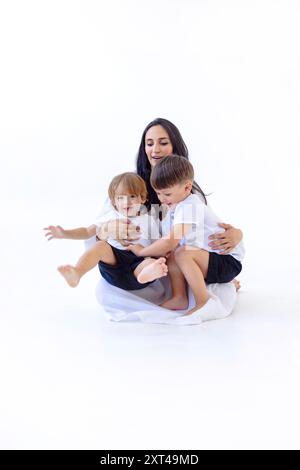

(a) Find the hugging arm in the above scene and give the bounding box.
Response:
[208,223,243,254]
[96,219,141,245]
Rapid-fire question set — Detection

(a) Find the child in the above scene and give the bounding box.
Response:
[44,173,168,290]
[126,155,244,315]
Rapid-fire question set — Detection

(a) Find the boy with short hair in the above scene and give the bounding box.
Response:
[126,155,244,315]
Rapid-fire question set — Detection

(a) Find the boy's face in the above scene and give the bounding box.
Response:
[155,181,193,209]
[114,187,146,217]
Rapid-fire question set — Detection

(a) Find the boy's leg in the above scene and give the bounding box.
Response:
[133,257,168,284]
[160,252,189,310]
[58,241,116,287]
[174,246,209,315]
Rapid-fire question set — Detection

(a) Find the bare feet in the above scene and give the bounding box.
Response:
[57,265,80,287]
[160,296,189,311]
[232,279,241,291]
[137,257,168,284]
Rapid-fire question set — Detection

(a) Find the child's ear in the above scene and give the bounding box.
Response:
[185,180,193,192]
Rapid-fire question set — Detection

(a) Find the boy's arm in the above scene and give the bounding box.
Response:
[44,224,97,241]
[127,223,193,257]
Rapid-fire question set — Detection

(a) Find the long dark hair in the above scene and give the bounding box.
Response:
[136,118,207,208]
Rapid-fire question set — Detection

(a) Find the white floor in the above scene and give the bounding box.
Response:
[1,213,300,450]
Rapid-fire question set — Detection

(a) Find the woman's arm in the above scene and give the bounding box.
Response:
[44,224,96,241]
[96,219,141,244]
[208,223,243,254]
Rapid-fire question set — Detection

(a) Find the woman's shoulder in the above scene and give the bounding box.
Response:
[97,197,113,214]
[95,198,117,225]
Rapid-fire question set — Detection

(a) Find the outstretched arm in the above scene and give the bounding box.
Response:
[208,223,243,254]
[43,224,97,241]
[126,224,192,257]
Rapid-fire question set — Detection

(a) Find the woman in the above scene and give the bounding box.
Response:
[97,118,243,254]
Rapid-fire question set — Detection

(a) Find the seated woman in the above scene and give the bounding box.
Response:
[96,118,243,299]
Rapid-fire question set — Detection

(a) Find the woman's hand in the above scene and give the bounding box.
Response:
[44,225,66,241]
[97,219,141,244]
[208,223,243,254]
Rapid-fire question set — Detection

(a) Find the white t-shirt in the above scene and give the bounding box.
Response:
[161,194,245,262]
[95,207,160,251]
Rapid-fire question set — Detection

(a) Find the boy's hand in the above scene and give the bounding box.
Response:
[125,244,144,257]
[43,225,66,241]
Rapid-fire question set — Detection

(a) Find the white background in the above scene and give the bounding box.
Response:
[0,0,300,449]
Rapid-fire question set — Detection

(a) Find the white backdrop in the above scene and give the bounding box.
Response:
[1,0,300,450]
[1,0,300,276]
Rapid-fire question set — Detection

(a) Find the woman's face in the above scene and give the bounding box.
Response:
[145,125,173,168]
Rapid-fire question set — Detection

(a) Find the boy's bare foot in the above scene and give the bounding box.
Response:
[137,257,168,284]
[232,279,241,291]
[58,265,80,287]
[160,296,189,311]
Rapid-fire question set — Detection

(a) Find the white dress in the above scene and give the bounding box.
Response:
[91,195,239,325]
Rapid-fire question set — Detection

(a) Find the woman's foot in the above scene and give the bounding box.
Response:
[232,279,241,291]
[58,265,80,287]
[137,257,168,284]
[160,296,189,311]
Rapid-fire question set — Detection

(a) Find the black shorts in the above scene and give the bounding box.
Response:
[205,252,242,284]
[98,245,153,291]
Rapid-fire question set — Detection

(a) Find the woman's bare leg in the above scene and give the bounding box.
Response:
[134,257,168,284]
[174,246,210,315]
[58,241,116,287]
[160,252,189,310]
